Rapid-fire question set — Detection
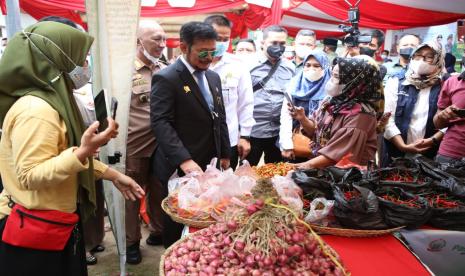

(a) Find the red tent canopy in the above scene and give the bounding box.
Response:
[1,0,464,39]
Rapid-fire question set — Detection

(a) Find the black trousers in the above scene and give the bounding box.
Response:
[160,184,184,249]
[230,146,239,170]
[246,136,282,166]
[0,216,87,276]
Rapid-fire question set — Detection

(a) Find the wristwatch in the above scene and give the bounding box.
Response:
[240,136,250,141]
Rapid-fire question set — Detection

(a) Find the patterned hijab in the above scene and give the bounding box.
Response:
[313,56,383,153]
[290,50,331,115]
[405,41,444,90]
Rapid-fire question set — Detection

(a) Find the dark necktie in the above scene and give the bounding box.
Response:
[193,70,214,111]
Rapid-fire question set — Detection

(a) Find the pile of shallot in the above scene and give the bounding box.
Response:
[162,179,347,276]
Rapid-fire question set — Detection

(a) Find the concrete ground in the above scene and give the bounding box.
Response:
[88,222,164,276]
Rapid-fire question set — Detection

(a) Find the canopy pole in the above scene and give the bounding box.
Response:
[5,0,21,38]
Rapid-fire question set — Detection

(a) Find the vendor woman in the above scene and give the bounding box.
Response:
[382,41,445,167]
[290,56,383,169]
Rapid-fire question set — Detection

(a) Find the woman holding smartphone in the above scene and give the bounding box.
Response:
[290,56,383,169]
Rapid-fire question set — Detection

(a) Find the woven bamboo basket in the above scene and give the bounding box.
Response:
[161,197,216,228]
[159,228,345,276]
[309,224,404,237]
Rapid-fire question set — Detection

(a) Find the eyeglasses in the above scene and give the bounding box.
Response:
[198,50,218,59]
[412,53,435,63]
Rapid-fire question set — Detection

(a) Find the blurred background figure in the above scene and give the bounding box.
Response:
[293,29,316,75]
[323,38,338,65]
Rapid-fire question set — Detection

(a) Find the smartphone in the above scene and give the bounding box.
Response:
[452,108,465,118]
[283,92,295,110]
[110,97,118,120]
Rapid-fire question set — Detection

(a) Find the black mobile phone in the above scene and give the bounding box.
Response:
[452,108,465,118]
[110,97,118,120]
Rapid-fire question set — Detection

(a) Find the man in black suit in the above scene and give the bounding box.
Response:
[150,22,231,248]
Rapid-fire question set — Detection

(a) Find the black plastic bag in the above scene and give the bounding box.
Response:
[333,184,389,230]
[292,169,335,200]
[433,178,465,199]
[429,207,465,231]
[376,187,431,229]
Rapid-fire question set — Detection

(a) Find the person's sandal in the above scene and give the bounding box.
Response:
[86,253,97,265]
[90,244,105,253]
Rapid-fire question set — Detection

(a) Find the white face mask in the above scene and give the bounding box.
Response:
[67,65,91,89]
[381,54,387,59]
[409,59,436,76]
[325,78,344,97]
[295,45,312,59]
[142,45,159,64]
[303,69,324,82]
[237,53,259,69]
[22,31,91,89]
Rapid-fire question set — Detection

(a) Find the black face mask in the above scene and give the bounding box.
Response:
[399,47,415,59]
[267,45,285,59]
[359,46,376,57]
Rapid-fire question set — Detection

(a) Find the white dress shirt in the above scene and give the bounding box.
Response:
[384,77,433,143]
[210,53,255,147]
[180,55,207,86]
[279,95,294,150]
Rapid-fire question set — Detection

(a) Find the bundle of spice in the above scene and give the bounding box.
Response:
[426,194,463,209]
[253,162,295,178]
[162,179,348,276]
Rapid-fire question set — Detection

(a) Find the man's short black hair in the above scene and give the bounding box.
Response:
[262,25,287,40]
[296,29,315,38]
[398,33,422,44]
[382,49,389,55]
[39,16,78,29]
[180,21,218,48]
[236,38,256,50]
[204,15,231,28]
[361,29,385,49]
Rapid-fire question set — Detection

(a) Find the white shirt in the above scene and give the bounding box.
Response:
[384,77,431,143]
[279,95,294,150]
[180,55,207,86]
[210,53,255,147]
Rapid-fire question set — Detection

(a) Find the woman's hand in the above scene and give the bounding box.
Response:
[75,118,119,163]
[289,104,306,122]
[103,167,145,201]
[402,139,433,153]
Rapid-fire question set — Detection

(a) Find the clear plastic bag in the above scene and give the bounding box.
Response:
[171,158,258,217]
[272,175,304,212]
[304,197,335,226]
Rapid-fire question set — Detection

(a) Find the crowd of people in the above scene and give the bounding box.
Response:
[0,13,464,275]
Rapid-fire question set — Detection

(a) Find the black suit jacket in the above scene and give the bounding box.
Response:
[150,58,230,183]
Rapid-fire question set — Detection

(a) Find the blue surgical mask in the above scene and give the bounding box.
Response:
[215,40,229,57]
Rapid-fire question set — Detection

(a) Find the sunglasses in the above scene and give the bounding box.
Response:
[198,50,219,59]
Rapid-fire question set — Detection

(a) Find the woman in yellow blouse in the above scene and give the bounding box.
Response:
[0,22,144,275]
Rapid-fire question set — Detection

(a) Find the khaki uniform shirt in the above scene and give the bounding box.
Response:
[127,58,165,158]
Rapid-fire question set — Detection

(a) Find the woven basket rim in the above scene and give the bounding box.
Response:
[310,224,404,237]
[161,197,216,228]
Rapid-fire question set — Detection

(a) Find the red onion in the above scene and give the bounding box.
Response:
[246,204,258,215]
[225,250,236,259]
[234,241,245,251]
[226,220,238,230]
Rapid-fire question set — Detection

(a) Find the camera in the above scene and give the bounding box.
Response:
[339,4,371,47]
